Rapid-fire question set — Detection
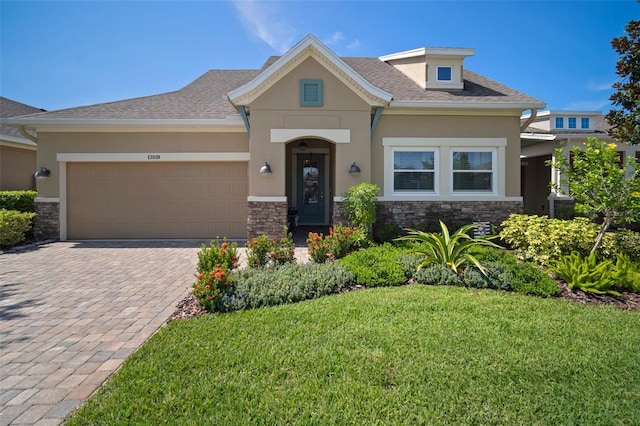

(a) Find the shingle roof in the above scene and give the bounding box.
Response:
[0,97,45,139]
[8,55,543,122]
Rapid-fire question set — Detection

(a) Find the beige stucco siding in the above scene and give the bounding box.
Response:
[0,145,36,190]
[248,56,372,197]
[372,114,522,197]
[36,131,248,197]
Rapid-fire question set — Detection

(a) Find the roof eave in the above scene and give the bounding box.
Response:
[1,118,246,132]
[389,100,546,110]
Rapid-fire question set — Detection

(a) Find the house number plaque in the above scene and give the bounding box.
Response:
[147,154,161,160]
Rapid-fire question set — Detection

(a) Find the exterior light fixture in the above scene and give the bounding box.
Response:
[298,141,308,151]
[349,162,361,176]
[34,167,51,179]
[260,162,272,175]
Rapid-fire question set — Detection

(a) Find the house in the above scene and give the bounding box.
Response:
[520,110,640,218]
[2,35,544,241]
[0,97,44,190]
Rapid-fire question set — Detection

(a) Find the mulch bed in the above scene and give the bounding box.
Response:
[169,283,639,322]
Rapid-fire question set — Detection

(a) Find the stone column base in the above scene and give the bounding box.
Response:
[247,201,288,240]
[34,200,60,240]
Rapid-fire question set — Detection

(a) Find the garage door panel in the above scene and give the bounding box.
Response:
[68,162,248,239]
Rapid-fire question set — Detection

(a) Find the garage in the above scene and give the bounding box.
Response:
[67,162,247,239]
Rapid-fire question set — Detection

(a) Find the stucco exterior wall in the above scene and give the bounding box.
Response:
[372,113,522,197]
[0,145,36,190]
[248,56,372,197]
[35,131,248,197]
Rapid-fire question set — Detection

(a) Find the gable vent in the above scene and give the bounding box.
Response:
[300,79,323,106]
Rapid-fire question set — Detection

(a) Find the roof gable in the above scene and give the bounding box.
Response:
[227,34,392,107]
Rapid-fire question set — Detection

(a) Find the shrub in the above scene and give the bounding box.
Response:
[246,232,296,268]
[0,209,36,247]
[219,262,354,311]
[0,190,37,213]
[500,215,598,265]
[307,224,363,263]
[341,183,378,237]
[414,264,463,286]
[499,262,560,297]
[373,220,402,243]
[612,254,640,293]
[340,244,407,287]
[550,253,620,296]
[194,239,239,311]
[397,221,503,276]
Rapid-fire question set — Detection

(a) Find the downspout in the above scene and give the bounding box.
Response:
[520,108,538,132]
[370,106,383,142]
[18,126,38,143]
[225,95,250,138]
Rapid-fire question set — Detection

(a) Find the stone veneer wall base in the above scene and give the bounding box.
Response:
[34,201,60,241]
[247,201,288,240]
[376,200,523,229]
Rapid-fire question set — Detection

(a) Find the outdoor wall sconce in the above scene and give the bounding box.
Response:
[298,141,308,151]
[34,167,51,179]
[259,162,272,175]
[349,162,361,176]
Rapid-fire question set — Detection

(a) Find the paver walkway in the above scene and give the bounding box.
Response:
[0,240,208,425]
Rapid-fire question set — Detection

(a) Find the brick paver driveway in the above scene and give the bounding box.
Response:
[0,240,208,425]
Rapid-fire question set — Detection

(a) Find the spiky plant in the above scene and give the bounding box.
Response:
[396,221,502,276]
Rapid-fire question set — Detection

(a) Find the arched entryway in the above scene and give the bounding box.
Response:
[286,139,334,226]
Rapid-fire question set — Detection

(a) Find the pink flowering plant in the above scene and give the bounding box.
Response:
[194,239,238,311]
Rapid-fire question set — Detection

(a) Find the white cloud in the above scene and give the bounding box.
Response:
[587,80,615,92]
[232,0,298,54]
[563,99,613,112]
[347,39,361,50]
[323,31,345,46]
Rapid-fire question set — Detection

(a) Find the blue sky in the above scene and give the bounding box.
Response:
[1,0,637,113]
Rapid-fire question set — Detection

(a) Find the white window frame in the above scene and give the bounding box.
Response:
[450,148,497,195]
[391,147,439,195]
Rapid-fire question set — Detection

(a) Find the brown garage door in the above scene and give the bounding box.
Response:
[67,162,247,239]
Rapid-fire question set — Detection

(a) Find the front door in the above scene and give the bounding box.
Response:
[297,154,326,224]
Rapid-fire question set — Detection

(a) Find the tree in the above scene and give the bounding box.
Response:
[606,18,640,145]
[548,138,640,253]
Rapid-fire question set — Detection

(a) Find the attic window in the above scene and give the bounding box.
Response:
[437,66,452,81]
[300,79,323,106]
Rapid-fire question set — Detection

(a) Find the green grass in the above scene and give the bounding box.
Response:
[67,286,640,425]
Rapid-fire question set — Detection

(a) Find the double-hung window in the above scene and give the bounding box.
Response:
[568,117,577,129]
[581,117,590,129]
[452,150,494,192]
[555,117,564,128]
[393,150,436,193]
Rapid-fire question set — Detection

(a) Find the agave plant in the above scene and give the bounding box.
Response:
[396,221,502,276]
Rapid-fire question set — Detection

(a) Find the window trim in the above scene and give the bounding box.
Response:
[391,148,438,195]
[568,117,577,129]
[299,79,323,107]
[450,148,497,194]
[581,117,590,129]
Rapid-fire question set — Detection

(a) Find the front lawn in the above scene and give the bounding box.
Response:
[67,286,640,425]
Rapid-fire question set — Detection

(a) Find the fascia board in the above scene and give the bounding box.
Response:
[389,100,547,110]
[519,133,556,141]
[1,118,247,132]
[0,134,37,147]
[228,34,392,106]
[379,47,475,62]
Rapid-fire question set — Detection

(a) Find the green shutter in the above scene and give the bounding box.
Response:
[300,79,323,106]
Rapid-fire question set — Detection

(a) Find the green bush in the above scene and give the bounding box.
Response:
[373,220,402,243]
[340,244,407,287]
[414,263,462,286]
[0,190,37,213]
[550,253,620,296]
[246,232,295,268]
[0,209,36,247]
[194,239,239,311]
[341,183,378,237]
[219,262,354,311]
[500,215,599,265]
[306,224,363,263]
[612,254,640,293]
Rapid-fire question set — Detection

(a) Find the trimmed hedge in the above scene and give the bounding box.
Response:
[340,244,407,287]
[0,190,37,213]
[0,209,36,246]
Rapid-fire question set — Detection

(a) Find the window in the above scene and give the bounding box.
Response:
[568,117,577,129]
[437,66,452,81]
[393,150,436,192]
[555,117,564,128]
[452,151,494,192]
[581,117,590,129]
[299,79,323,106]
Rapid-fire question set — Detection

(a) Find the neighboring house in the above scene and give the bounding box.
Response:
[2,35,544,241]
[0,97,44,190]
[520,110,639,218]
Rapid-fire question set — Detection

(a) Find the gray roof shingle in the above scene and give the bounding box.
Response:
[0,97,45,139]
[8,55,543,122]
